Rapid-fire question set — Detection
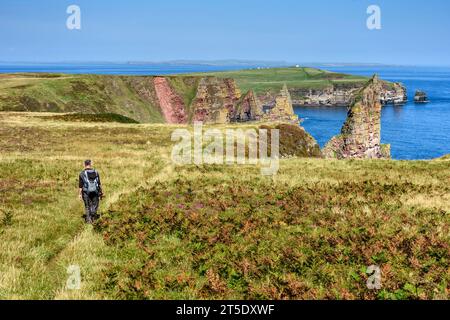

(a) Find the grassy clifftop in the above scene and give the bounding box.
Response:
[0,113,448,300]
[184,67,369,94]
[0,73,165,123]
[0,67,370,123]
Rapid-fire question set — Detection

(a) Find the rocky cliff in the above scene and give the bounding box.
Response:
[189,77,298,124]
[191,77,241,123]
[232,90,264,122]
[263,81,407,107]
[380,82,408,105]
[323,75,391,159]
[0,68,403,125]
[153,77,188,124]
[262,84,299,123]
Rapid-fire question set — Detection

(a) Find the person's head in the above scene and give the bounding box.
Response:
[84,159,93,169]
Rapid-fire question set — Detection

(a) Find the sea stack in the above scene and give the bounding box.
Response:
[323,75,391,159]
[263,84,299,123]
[414,90,429,103]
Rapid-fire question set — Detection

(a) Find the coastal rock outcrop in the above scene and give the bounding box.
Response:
[191,77,241,124]
[190,77,268,124]
[289,84,359,107]
[154,76,294,124]
[232,90,263,122]
[380,82,408,105]
[323,75,391,159]
[263,84,299,123]
[267,82,407,107]
[414,90,429,103]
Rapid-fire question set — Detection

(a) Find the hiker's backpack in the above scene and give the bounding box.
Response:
[83,170,100,195]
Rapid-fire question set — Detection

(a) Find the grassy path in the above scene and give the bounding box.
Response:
[0,153,171,299]
[52,155,175,300]
[0,113,176,299]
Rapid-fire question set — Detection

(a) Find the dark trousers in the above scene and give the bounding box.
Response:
[82,192,100,222]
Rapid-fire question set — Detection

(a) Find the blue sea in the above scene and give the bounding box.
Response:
[0,63,257,75]
[296,66,450,160]
[0,63,449,160]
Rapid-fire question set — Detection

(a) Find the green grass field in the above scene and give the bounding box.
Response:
[0,112,448,300]
[0,74,165,123]
[183,67,369,94]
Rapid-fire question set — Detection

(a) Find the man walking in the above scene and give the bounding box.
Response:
[78,160,103,224]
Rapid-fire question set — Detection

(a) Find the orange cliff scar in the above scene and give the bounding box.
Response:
[153,77,188,124]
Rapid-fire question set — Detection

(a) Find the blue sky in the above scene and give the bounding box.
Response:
[1,0,449,65]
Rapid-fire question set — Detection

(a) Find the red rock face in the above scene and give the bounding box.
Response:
[191,77,241,123]
[153,77,188,124]
[153,76,295,125]
[192,77,241,123]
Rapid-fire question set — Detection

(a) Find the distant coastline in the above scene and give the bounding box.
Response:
[1,60,449,69]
